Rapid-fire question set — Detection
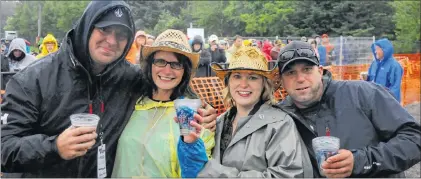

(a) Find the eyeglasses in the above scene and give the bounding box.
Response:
[153,58,184,70]
[278,48,317,63]
[97,26,129,42]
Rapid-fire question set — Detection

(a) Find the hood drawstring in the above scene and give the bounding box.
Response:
[87,82,93,114]
[99,77,104,114]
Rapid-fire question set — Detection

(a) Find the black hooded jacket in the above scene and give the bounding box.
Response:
[279,70,421,178]
[1,1,142,177]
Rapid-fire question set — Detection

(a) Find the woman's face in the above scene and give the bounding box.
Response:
[228,72,264,109]
[151,51,185,93]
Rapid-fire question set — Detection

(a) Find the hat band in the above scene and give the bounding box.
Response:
[153,41,191,53]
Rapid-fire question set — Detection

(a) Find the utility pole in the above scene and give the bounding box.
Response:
[0,0,3,40]
[37,1,42,44]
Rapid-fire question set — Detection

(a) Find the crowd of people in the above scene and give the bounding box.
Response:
[1,0,419,178]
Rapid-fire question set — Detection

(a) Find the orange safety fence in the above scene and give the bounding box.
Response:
[190,54,419,115]
[190,77,226,115]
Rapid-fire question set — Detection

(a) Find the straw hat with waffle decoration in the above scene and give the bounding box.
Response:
[211,46,281,89]
[141,29,199,70]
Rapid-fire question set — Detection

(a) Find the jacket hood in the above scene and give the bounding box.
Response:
[191,35,203,52]
[70,0,135,70]
[6,38,27,58]
[371,38,394,61]
[37,34,59,58]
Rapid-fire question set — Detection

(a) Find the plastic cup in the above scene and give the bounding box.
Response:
[70,113,100,128]
[174,99,202,136]
[312,136,340,176]
[360,72,368,81]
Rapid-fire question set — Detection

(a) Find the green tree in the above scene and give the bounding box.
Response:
[390,1,420,53]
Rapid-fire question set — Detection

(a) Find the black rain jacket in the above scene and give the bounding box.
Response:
[1,1,142,177]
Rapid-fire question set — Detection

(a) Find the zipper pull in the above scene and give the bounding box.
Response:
[326,126,331,136]
[100,101,104,113]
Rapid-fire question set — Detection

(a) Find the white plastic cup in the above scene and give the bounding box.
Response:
[70,113,100,128]
[312,136,340,176]
[174,99,202,136]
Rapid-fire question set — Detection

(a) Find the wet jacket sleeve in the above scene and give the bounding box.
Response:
[1,77,61,172]
[198,115,307,178]
[387,62,403,101]
[351,83,421,177]
[177,138,208,178]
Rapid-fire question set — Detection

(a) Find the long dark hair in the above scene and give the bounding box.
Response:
[138,51,198,101]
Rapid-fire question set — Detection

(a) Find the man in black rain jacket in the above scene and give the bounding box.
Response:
[277,41,421,178]
[2,1,140,177]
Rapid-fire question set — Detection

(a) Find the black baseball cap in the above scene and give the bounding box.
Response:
[94,7,131,31]
[277,41,319,73]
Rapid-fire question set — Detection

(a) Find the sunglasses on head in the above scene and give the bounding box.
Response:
[153,58,184,70]
[278,48,317,63]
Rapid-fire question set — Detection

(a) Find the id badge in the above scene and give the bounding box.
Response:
[97,144,107,178]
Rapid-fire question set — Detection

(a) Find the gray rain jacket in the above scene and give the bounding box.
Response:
[6,38,36,71]
[198,104,313,178]
[279,70,421,178]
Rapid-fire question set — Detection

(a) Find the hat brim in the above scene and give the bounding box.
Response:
[94,21,131,31]
[140,45,199,71]
[280,57,318,73]
[210,63,281,90]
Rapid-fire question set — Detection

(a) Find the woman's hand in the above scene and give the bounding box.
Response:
[174,114,204,143]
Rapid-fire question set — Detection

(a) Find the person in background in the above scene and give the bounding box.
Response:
[191,35,211,77]
[270,39,283,60]
[277,41,420,178]
[145,34,155,46]
[262,40,273,61]
[36,34,59,59]
[321,34,334,64]
[313,35,327,66]
[301,36,307,42]
[226,35,243,63]
[126,30,147,64]
[286,36,293,44]
[207,34,226,63]
[5,38,36,71]
[366,38,403,102]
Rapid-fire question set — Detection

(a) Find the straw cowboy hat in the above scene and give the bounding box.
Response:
[141,29,199,70]
[211,46,281,89]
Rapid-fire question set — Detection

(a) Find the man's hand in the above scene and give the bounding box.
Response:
[197,100,217,132]
[322,149,354,178]
[56,127,97,160]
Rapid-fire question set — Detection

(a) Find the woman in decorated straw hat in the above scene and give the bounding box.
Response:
[177,46,313,178]
[112,29,215,178]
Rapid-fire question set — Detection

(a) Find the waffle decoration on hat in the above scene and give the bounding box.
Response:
[211,46,281,89]
[141,29,199,70]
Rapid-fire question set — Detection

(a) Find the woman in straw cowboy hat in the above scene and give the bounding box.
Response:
[176,46,313,178]
[112,29,215,178]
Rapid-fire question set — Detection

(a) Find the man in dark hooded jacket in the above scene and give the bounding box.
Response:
[191,35,211,77]
[277,41,420,178]
[1,1,217,178]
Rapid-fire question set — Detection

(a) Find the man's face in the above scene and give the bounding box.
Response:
[234,38,243,47]
[13,49,23,58]
[281,61,324,108]
[46,43,55,53]
[88,25,129,65]
[322,37,329,43]
[375,45,384,60]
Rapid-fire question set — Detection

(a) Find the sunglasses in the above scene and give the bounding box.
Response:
[97,26,129,42]
[278,48,317,63]
[153,58,184,70]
